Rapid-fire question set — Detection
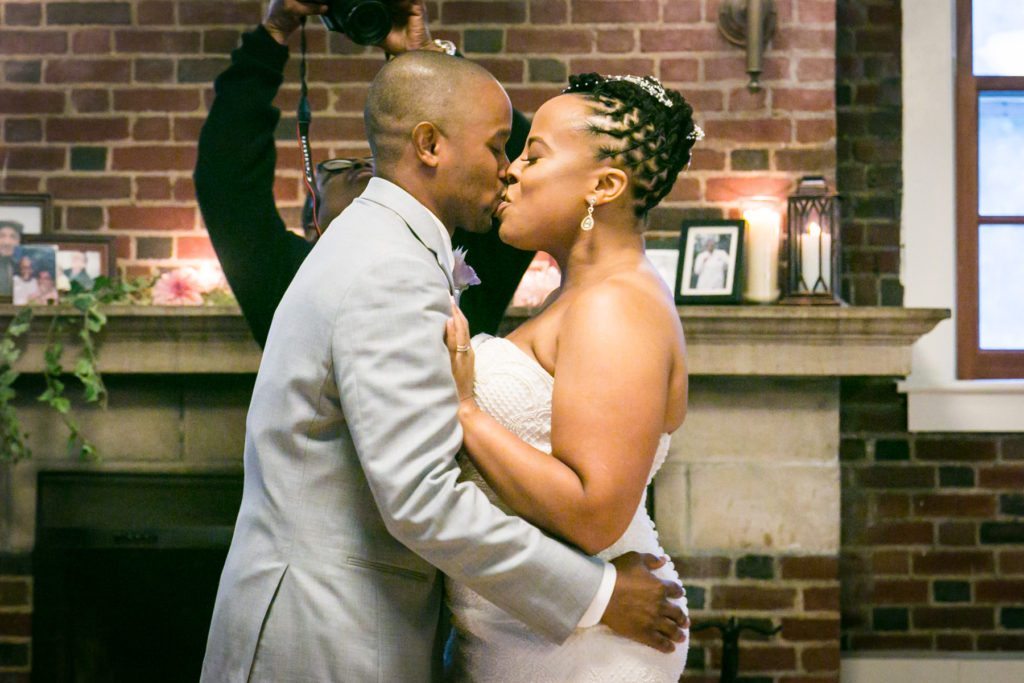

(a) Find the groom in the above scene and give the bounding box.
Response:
[201,38,687,683]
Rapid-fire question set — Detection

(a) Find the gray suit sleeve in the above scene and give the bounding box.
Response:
[332,253,605,643]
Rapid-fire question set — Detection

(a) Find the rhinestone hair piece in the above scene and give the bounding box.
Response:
[688,124,705,142]
[603,74,674,108]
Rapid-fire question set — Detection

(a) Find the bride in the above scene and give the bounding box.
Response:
[444,73,701,682]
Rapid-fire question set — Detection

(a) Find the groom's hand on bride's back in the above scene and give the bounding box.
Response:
[602,552,689,653]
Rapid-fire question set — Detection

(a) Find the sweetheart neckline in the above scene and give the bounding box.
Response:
[479,336,555,383]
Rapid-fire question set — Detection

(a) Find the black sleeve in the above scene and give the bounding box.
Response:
[194,25,312,349]
[454,107,535,336]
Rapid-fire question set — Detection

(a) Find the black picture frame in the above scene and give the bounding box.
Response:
[0,193,53,236]
[675,219,745,304]
[23,234,118,293]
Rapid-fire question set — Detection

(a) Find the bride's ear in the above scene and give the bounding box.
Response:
[591,167,630,207]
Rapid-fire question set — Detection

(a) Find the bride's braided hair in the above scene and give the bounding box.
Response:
[564,73,701,218]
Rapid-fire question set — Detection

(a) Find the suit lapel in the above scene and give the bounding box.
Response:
[360,178,455,294]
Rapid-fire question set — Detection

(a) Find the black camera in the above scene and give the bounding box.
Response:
[321,0,392,45]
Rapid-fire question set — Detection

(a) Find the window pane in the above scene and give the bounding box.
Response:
[973,0,1024,76]
[978,92,1024,216]
[979,224,1024,350]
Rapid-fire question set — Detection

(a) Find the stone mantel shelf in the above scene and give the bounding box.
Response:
[0,304,949,376]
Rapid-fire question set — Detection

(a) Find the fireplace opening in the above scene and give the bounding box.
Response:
[32,472,242,682]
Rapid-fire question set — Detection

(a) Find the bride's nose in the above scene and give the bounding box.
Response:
[505,157,524,185]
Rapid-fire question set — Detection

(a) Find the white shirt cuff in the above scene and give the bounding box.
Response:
[576,562,616,628]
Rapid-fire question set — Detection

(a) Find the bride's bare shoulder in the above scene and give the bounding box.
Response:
[563,270,678,330]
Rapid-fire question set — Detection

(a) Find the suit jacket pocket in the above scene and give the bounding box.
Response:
[346,556,430,583]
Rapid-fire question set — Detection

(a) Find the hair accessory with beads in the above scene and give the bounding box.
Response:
[602,75,674,108]
[688,124,705,142]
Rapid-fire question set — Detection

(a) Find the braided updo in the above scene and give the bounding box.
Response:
[563,73,701,218]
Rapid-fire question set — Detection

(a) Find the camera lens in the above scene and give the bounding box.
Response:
[343,0,391,46]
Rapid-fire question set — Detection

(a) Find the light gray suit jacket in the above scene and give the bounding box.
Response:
[200,178,606,682]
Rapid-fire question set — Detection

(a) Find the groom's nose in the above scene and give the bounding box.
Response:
[497,152,511,181]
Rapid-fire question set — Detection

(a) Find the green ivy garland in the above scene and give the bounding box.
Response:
[1,276,156,464]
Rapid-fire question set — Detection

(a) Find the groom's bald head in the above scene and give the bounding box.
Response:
[362,50,513,235]
[364,50,506,175]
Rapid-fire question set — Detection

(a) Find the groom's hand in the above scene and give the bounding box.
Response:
[601,552,689,653]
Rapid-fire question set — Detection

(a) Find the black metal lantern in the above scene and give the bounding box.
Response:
[784,176,841,304]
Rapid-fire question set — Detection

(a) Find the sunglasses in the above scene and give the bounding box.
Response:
[318,156,374,175]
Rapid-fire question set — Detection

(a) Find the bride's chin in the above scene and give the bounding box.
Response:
[497,221,520,246]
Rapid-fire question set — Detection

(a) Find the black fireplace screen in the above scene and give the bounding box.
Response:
[32,472,242,682]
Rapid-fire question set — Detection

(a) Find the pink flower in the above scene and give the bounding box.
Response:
[452,247,481,294]
[512,253,561,308]
[152,268,205,306]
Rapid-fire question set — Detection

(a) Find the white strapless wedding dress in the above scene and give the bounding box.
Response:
[446,335,688,682]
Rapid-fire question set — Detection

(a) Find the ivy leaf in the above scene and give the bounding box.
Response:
[82,382,101,403]
[44,342,63,365]
[51,397,71,414]
[74,358,92,378]
[79,441,98,462]
[7,310,33,337]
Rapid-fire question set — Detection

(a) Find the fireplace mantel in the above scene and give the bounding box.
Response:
[1,304,948,376]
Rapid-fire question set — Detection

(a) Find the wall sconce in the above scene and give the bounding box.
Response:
[784,176,842,304]
[717,0,777,92]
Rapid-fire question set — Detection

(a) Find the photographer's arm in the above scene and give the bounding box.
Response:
[194,2,317,348]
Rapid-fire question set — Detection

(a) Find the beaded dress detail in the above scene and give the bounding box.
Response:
[446,335,688,682]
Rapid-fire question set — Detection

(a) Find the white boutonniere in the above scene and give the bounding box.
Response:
[452,247,481,303]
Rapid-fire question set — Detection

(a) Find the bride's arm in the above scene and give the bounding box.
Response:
[448,284,685,555]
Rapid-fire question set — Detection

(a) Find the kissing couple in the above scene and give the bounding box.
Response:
[201,20,702,683]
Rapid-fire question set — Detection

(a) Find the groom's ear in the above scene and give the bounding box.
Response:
[411,121,443,168]
[593,167,630,207]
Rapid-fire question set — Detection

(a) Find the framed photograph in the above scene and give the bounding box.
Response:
[676,220,745,304]
[11,244,59,305]
[1,194,53,302]
[23,234,117,294]
[645,236,681,294]
[0,193,52,236]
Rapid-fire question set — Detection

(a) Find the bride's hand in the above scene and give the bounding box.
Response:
[445,298,476,404]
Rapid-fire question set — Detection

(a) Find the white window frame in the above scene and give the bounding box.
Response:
[899,0,1024,432]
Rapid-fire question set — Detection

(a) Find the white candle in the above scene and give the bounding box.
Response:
[799,221,832,293]
[743,203,781,303]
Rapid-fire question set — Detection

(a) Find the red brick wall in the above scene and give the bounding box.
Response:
[835,0,901,306]
[0,554,31,682]
[840,377,1024,652]
[0,0,836,278]
[834,0,1024,656]
[674,552,840,682]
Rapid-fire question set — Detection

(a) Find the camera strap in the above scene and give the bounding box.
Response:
[296,18,322,236]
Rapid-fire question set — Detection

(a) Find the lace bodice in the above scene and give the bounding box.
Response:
[458,335,672,558]
[447,335,687,682]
